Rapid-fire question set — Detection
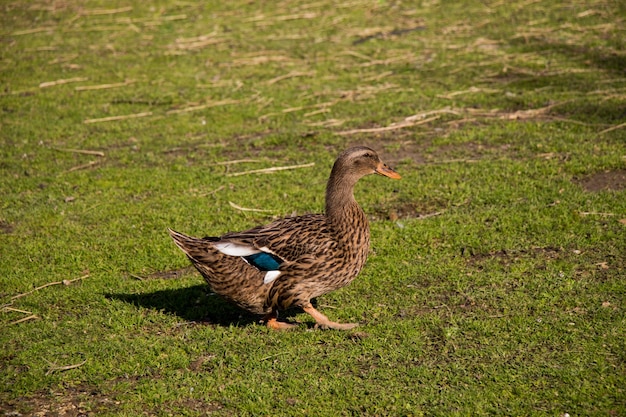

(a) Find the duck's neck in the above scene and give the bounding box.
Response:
[325,174,369,237]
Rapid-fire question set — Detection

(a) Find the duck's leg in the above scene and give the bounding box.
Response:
[303,303,358,330]
[262,311,297,330]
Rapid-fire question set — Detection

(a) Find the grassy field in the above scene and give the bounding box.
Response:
[1,0,625,415]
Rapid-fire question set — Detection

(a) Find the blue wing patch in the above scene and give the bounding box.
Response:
[244,252,282,271]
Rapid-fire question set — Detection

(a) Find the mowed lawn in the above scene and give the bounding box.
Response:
[1,0,625,415]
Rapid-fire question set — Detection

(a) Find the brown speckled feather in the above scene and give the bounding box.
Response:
[169,146,400,329]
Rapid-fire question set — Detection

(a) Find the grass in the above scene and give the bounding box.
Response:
[1,0,625,415]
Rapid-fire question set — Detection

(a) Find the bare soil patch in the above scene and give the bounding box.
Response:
[0,385,119,417]
[574,169,626,192]
[0,219,13,234]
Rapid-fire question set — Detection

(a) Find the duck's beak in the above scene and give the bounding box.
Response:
[375,162,401,179]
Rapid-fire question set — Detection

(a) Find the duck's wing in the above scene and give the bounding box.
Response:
[211,214,330,283]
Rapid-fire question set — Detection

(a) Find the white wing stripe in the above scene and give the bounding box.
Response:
[213,242,260,257]
[263,270,281,284]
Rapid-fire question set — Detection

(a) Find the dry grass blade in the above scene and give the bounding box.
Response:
[416,211,445,220]
[81,6,133,15]
[336,115,440,135]
[339,50,375,61]
[45,359,87,375]
[437,86,500,99]
[226,162,315,177]
[245,12,317,24]
[198,185,226,197]
[64,160,101,173]
[598,121,626,135]
[169,33,226,51]
[3,307,34,314]
[12,27,56,35]
[231,54,293,66]
[216,159,263,165]
[2,306,40,325]
[83,112,152,123]
[48,54,79,65]
[499,104,563,120]
[229,201,274,213]
[111,14,187,24]
[75,80,135,91]
[10,315,39,325]
[64,25,130,32]
[405,108,461,121]
[462,101,572,121]
[429,158,481,164]
[39,77,89,88]
[129,274,145,281]
[303,108,330,117]
[10,273,89,301]
[267,71,316,85]
[274,12,317,21]
[305,119,345,127]
[53,148,105,157]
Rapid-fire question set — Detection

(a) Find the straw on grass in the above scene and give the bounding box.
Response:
[84,112,152,124]
[226,162,315,177]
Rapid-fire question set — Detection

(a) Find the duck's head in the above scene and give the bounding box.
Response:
[332,146,401,183]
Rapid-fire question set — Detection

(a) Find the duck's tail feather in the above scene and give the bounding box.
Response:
[168,228,194,251]
[168,228,217,262]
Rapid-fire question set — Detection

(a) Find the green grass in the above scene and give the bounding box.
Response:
[1,0,625,415]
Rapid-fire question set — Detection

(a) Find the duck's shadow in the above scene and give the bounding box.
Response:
[106,284,302,328]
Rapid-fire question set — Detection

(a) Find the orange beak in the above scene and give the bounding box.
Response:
[375,162,401,179]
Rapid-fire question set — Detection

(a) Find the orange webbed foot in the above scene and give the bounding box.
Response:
[303,303,359,330]
[262,312,297,330]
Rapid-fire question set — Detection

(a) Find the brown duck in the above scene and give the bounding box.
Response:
[169,146,401,330]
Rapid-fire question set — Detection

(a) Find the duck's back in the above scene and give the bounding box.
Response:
[221,213,333,260]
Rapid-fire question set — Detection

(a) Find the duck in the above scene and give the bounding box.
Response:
[168,146,401,330]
